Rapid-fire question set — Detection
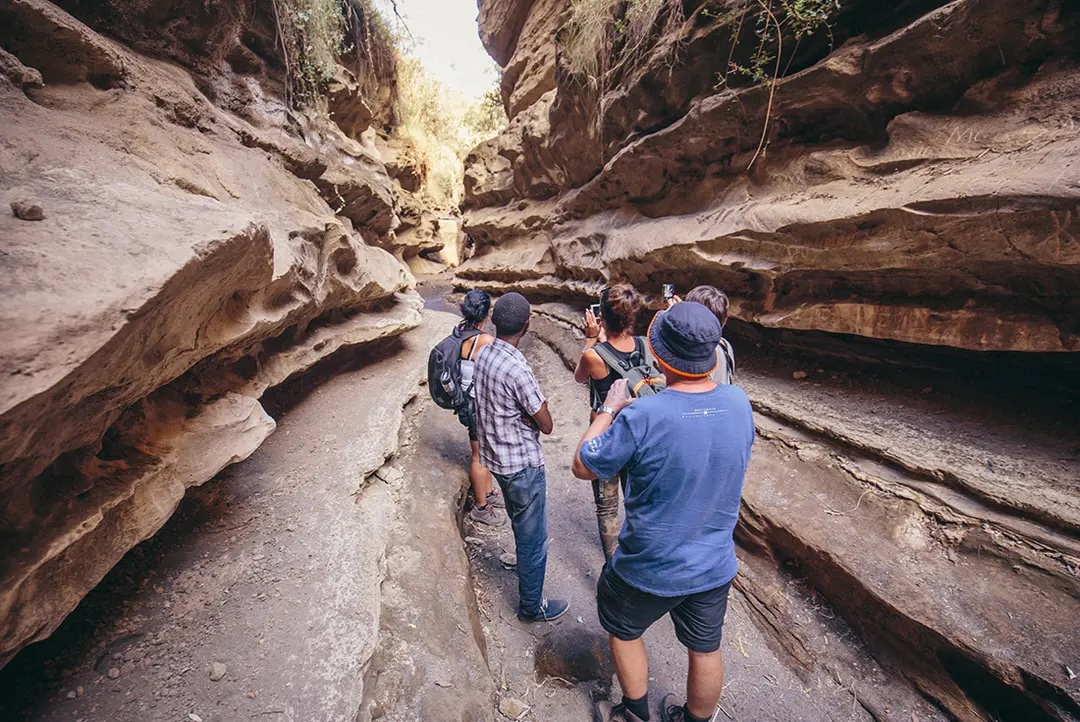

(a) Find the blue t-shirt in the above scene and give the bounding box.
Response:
[580,385,754,596]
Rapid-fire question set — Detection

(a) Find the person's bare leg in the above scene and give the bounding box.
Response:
[686,648,724,719]
[469,440,493,501]
[610,636,649,700]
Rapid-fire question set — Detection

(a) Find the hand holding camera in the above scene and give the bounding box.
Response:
[663,283,682,309]
[584,305,602,340]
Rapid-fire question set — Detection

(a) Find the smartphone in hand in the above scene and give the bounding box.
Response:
[663,284,676,301]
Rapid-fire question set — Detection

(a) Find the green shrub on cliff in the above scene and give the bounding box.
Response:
[271,0,397,109]
[722,0,840,84]
[562,0,684,85]
[562,0,838,89]
[271,0,346,106]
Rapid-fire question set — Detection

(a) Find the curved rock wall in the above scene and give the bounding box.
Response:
[464,1,1080,720]
[0,0,423,666]
[463,0,1080,353]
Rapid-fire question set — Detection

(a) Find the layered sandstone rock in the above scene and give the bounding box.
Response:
[376,136,453,267]
[0,0,422,666]
[463,0,1080,353]
[464,0,1080,719]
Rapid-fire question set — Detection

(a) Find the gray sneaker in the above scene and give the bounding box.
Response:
[468,503,506,527]
[660,694,689,722]
[486,486,506,509]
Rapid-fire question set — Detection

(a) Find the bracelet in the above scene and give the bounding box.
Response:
[585,333,599,339]
[597,404,617,417]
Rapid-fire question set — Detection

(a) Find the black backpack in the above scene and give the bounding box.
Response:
[593,337,667,399]
[427,326,482,410]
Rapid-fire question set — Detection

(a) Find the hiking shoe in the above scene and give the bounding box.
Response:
[486,486,506,509]
[517,598,569,623]
[467,504,505,527]
[595,700,647,722]
[660,695,688,722]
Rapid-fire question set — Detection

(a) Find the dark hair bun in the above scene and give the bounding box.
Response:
[460,289,492,325]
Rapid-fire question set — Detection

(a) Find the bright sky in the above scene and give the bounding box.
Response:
[375,0,501,101]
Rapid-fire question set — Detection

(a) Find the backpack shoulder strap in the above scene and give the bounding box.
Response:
[593,342,629,378]
[625,336,650,363]
[718,338,735,378]
[638,337,657,368]
[453,326,481,342]
[450,326,481,357]
[464,333,484,360]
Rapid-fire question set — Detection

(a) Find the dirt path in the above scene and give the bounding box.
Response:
[0,311,494,722]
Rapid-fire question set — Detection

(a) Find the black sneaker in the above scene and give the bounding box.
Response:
[595,700,647,722]
[660,695,688,722]
[516,598,570,623]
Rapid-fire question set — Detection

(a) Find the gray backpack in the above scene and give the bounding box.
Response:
[713,338,736,385]
[593,337,666,398]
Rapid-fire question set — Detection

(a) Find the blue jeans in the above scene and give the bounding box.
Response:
[493,465,549,614]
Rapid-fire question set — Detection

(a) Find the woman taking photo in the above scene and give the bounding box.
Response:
[457,290,505,526]
[573,283,644,560]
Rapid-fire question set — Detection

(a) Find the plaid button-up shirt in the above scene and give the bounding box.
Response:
[473,338,546,475]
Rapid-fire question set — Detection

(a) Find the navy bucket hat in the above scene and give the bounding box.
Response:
[647,302,722,377]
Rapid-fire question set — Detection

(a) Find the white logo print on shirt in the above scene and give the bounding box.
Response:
[682,407,728,419]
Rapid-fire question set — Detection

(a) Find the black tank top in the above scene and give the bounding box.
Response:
[589,337,645,410]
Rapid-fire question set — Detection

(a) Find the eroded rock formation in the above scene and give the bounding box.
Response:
[0,0,429,666]
[464,1,1080,719]
[464,0,1080,353]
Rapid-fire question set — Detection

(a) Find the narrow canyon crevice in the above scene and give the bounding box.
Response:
[1,0,1078,720]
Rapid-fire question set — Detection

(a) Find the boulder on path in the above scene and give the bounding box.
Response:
[9,199,43,220]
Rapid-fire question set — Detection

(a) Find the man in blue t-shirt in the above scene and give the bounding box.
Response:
[572,302,755,722]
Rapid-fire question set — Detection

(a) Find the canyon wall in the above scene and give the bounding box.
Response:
[464,0,1079,353]
[464,1,1080,720]
[0,0,437,667]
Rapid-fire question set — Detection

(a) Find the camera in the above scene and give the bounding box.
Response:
[663,284,676,301]
[589,303,601,318]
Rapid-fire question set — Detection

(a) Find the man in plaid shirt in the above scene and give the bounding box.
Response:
[473,292,569,622]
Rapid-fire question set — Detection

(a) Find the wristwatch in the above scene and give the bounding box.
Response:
[597,404,617,417]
